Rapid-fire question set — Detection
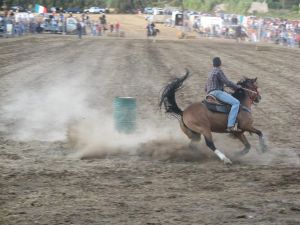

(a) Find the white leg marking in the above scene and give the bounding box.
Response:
[215,149,232,164]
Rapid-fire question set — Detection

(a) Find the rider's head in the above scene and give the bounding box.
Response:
[213,57,222,67]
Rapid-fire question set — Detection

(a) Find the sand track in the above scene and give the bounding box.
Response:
[0,15,300,225]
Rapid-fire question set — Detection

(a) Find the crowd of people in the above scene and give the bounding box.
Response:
[88,14,120,37]
[0,10,121,39]
[243,16,300,47]
[186,13,300,47]
[1,8,300,47]
[0,11,38,36]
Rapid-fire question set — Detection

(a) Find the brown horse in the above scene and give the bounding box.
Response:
[159,70,267,164]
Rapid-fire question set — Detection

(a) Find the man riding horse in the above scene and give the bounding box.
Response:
[160,66,267,165]
[206,57,242,132]
[146,22,159,37]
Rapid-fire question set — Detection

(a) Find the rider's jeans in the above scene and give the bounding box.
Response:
[209,90,240,128]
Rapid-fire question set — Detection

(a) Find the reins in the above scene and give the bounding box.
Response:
[241,87,258,95]
[241,87,259,105]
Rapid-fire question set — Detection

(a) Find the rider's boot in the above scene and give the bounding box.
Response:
[226,123,241,132]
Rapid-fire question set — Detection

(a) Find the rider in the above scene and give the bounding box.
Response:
[205,57,242,132]
[146,22,155,35]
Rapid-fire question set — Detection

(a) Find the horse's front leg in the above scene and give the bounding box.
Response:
[249,127,268,153]
[233,132,251,156]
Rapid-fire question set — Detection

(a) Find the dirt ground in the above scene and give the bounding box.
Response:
[0,14,300,225]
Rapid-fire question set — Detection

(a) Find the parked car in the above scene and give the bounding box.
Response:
[10,6,26,12]
[144,7,153,14]
[41,22,62,33]
[153,8,163,15]
[84,7,106,14]
[64,8,82,14]
[65,17,77,34]
[65,17,87,35]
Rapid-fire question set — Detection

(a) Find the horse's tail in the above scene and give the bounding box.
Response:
[159,69,190,119]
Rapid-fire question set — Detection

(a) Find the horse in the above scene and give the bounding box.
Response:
[234,25,248,42]
[159,70,267,165]
[147,26,160,37]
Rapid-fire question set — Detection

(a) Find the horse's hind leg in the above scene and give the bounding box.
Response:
[180,120,201,151]
[202,130,232,165]
[180,121,232,164]
[233,132,251,156]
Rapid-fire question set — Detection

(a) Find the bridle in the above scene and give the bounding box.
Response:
[241,84,260,105]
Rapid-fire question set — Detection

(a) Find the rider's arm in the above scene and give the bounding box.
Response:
[218,70,240,90]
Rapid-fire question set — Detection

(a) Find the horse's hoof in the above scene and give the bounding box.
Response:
[261,144,268,153]
[257,144,268,154]
[259,137,268,153]
[223,157,232,165]
[235,149,250,157]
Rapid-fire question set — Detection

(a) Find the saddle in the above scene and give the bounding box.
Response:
[202,94,231,114]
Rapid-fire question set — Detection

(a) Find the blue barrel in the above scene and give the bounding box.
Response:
[113,97,136,134]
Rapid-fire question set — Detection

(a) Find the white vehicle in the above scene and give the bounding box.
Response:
[171,11,183,26]
[84,7,105,14]
[199,16,223,29]
[66,17,77,34]
[144,7,153,14]
[189,14,200,26]
[153,8,163,15]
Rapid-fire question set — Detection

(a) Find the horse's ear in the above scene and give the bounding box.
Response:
[254,77,257,82]
[239,77,248,85]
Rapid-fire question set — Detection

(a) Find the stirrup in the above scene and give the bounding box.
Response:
[226,124,241,132]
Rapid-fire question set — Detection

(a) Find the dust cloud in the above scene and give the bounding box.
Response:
[239,145,300,167]
[0,72,208,162]
[217,134,300,166]
[0,73,202,160]
[0,77,97,141]
[66,115,205,161]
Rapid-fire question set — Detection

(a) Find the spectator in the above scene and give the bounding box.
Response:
[100,14,107,32]
[115,21,120,33]
[96,23,100,36]
[76,20,82,39]
[92,22,97,36]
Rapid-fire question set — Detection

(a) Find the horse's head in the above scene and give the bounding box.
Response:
[237,77,261,104]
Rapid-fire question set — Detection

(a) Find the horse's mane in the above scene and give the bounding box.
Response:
[231,77,251,102]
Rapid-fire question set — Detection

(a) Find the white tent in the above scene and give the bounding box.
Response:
[199,16,223,28]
